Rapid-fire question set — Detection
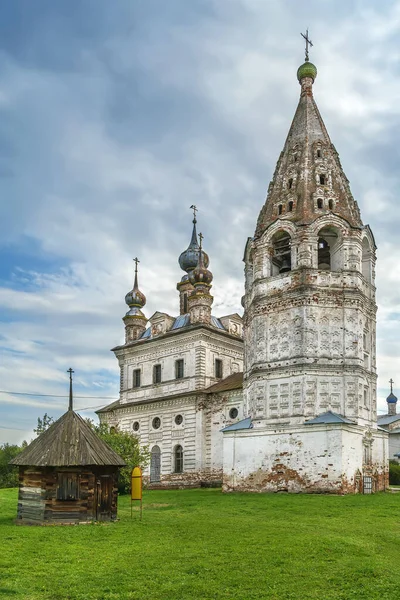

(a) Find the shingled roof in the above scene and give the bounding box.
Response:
[11,410,126,467]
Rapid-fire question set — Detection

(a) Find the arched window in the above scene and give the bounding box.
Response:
[317,149,321,158]
[288,178,293,189]
[328,199,333,210]
[319,174,326,185]
[317,198,323,209]
[317,238,330,270]
[271,231,292,275]
[174,445,183,473]
[150,446,161,482]
[278,204,283,215]
[318,226,340,271]
[183,293,188,313]
[288,201,293,212]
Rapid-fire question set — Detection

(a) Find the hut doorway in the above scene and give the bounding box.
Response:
[96,475,113,521]
[150,445,161,482]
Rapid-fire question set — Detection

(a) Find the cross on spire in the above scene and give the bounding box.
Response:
[390,378,394,394]
[190,204,198,223]
[67,368,74,411]
[133,257,140,289]
[198,231,203,251]
[301,29,313,62]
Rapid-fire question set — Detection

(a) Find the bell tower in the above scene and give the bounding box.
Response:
[243,49,376,428]
[222,36,387,494]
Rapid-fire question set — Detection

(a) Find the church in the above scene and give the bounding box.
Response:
[98,45,388,494]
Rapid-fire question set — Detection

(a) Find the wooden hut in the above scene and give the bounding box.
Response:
[10,371,126,525]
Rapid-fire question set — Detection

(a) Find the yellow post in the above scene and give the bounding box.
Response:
[131,466,143,520]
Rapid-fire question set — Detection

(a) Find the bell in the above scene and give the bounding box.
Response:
[279,257,291,273]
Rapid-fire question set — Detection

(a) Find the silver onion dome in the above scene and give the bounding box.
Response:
[189,233,213,286]
[179,211,209,276]
[125,258,146,309]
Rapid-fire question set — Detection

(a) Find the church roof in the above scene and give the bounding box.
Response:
[204,372,243,394]
[377,414,400,426]
[10,410,126,467]
[221,417,253,432]
[255,63,362,237]
[304,411,355,425]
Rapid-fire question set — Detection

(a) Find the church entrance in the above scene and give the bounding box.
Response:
[150,446,161,482]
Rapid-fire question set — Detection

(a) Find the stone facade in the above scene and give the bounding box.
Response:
[222,60,388,494]
[98,224,244,488]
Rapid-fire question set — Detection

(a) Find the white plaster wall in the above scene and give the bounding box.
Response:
[222,424,385,493]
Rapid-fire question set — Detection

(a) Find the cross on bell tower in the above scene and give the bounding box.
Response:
[67,368,74,411]
[301,28,313,62]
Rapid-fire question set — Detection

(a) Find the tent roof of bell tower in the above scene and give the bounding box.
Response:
[255,60,363,238]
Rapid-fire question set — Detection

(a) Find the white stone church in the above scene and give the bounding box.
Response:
[98,53,388,494]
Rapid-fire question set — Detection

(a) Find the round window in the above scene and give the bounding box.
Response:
[175,414,183,425]
[133,421,140,432]
[229,408,239,419]
[152,417,161,430]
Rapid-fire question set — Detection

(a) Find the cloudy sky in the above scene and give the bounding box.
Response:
[1,0,400,444]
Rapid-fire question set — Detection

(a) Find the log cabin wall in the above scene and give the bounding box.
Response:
[15,466,120,524]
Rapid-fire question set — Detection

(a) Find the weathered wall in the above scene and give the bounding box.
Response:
[15,467,119,524]
[222,424,388,494]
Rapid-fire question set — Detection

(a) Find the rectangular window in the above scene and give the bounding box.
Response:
[56,473,79,501]
[175,359,184,379]
[215,359,223,379]
[153,364,162,384]
[133,369,141,388]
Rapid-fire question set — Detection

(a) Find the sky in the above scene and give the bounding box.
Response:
[1,0,400,444]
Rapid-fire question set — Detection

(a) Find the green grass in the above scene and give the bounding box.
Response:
[1,488,400,599]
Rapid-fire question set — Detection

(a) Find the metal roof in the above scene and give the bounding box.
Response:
[304,411,355,425]
[221,417,253,432]
[204,372,243,394]
[10,410,126,467]
[377,414,400,426]
[139,314,227,340]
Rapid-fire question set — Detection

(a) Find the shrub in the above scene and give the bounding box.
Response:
[389,460,400,485]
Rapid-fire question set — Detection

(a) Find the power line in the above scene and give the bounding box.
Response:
[0,390,116,399]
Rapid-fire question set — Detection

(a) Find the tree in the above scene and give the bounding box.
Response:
[87,421,150,494]
[0,444,23,488]
[34,413,54,435]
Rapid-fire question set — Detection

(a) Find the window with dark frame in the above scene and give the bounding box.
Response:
[317,198,323,209]
[133,421,140,432]
[175,414,183,425]
[183,293,188,314]
[133,369,141,388]
[56,473,79,501]
[278,204,283,215]
[229,407,239,419]
[319,174,326,185]
[215,359,223,379]
[174,445,183,473]
[288,201,293,212]
[288,178,293,189]
[153,364,162,384]
[152,417,161,429]
[175,359,184,379]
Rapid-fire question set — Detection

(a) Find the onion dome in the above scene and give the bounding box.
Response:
[125,258,146,310]
[179,207,209,277]
[387,393,398,404]
[189,232,213,286]
[297,61,317,83]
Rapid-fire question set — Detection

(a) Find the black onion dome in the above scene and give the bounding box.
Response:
[189,250,213,286]
[179,219,209,274]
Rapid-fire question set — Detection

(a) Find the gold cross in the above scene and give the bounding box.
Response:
[133,257,140,273]
[198,232,204,251]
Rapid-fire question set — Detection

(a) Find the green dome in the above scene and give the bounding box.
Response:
[297,61,317,82]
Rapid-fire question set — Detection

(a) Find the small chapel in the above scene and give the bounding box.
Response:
[99,38,388,494]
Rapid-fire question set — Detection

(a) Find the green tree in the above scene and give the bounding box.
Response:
[34,413,54,435]
[0,443,23,488]
[87,421,150,494]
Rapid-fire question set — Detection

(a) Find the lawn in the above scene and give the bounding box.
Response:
[1,488,400,600]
